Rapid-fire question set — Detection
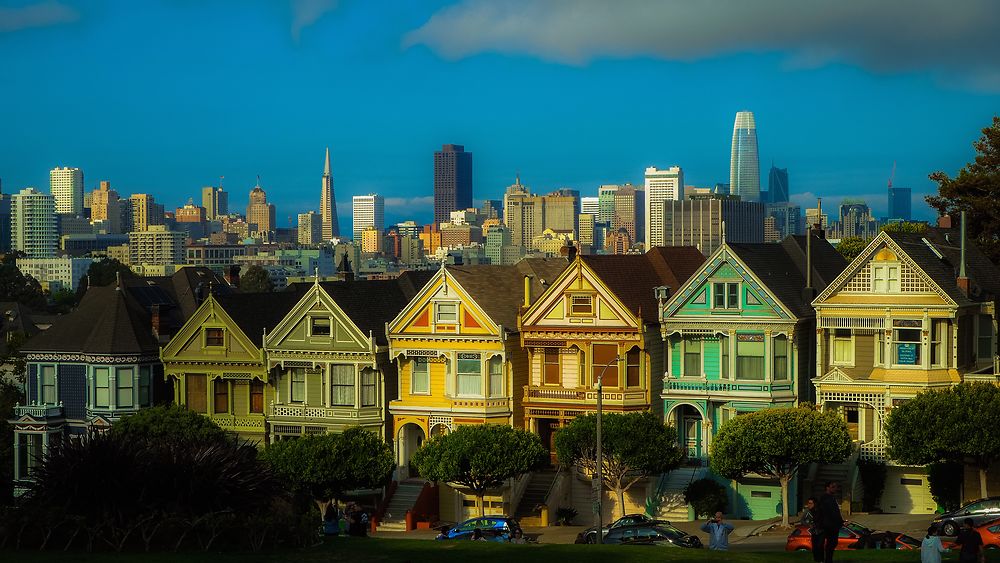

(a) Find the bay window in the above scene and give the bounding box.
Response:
[626,347,641,387]
[40,365,56,404]
[360,368,376,407]
[979,315,994,360]
[289,368,306,403]
[832,329,853,365]
[330,364,355,406]
[411,358,430,394]
[592,344,618,387]
[773,335,789,380]
[488,356,503,397]
[892,328,921,366]
[213,379,228,413]
[457,357,481,396]
[683,338,701,377]
[116,367,134,408]
[736,335,765,380]
[543,349,560,385]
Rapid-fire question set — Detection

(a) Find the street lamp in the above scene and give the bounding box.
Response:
[594,354,622,545]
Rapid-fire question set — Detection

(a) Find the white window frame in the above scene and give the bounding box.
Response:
[772,334,790,381]
[712,281,740,310]
[931,320,947,367]
[487,355,504,397]
[435,302,459,324]
[309,316,332,337]
[94,367,110,408]
[891,326,923,368]
[116,366,135,409]
[872,263,901,293]
[569,294,594,316]
[456,356,482,397]
[410,357,430,395]
[830,328,855,367]
[681,337,702,377]
[289,368,306,403]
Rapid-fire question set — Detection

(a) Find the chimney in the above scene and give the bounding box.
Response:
[523,275,533,308]
[957,211,970,296]
[938,214,953,229]
[567,241,577,262]
[654,286,671,318]
[225,264,241,288]
[151,304,162,339]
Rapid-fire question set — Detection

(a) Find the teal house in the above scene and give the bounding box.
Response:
[658,235,845,519]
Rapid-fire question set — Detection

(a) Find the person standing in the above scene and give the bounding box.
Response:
[921,525,949,563]
[817,481,844,563]
[954,518,984,563]
[700,511,735,551]
[802,497,823,563]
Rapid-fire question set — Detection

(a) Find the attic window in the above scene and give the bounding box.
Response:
[435,303,459,324]
[205,328,224,347]
[311,317,331,336]
[570,294,594,316]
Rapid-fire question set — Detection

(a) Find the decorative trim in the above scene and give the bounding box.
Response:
[26,353,159,364]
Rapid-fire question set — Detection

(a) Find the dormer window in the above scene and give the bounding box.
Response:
[205,328,224,347]
[311,317,331,336]
[570,294,594,316]
[435,303,459,324]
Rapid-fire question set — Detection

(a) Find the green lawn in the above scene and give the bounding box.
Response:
[5,539,1000,563]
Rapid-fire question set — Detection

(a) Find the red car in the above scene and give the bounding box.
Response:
[786,521,924,551]
[975,518,1000,549]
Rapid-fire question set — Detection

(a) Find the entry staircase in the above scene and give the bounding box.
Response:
[514,470,558,526]
[651,465,706,521]
[378,479,426,531]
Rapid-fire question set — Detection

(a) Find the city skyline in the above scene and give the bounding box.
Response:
[3,2,999,227]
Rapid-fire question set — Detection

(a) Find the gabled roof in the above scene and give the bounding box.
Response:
[445,258,570,331]
[726,236,847,318]
[886,228,1000,305]
[580,247,705,319]
[212,291,303,347]
[314,270,436,345]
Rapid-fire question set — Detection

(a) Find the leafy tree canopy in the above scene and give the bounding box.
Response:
[111,405,232,447]
[710,407,852,526]
[412,424,547,517]
[86,258,134,287]
[240,265,274,293]
[0,257,46,310]
[555,412,684,518]
[835,237,868,261]
[926,115,1000,263]
[886,382,1000,499]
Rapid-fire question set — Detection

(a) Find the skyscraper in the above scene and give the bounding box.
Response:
[202,186,228,221]
[352,194,385,241]
[661,195,765,256]
[433,144,473,225]
[49,166,84,215]
[768,165,789,204]
[91,181,122,233]
[597,185,619,224]
[888,186,912,221]
[581,196,600,215]
[298,211,323,245]
[128,194,164,232]
[12,187,57,258]
[320,147,340,240]
[644,166,683,247]
[246,183,276,235]
[730,111,760,202]
[613,184,643,247]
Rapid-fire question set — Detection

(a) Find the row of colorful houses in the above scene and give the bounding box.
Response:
[11,224,1000,523]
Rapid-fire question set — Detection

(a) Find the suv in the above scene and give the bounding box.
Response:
[933,498,1000,536]
[436,516,521,542]
[603,524,702,548]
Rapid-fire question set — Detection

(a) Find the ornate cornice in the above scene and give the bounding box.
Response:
[26,353,159,365]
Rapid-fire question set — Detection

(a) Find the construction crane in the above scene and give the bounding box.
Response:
[887,161,896,189]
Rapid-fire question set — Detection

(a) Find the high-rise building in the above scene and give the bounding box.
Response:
[503,176,540,249]
[352,194,385,241]
[320,147,340,240]
[730,111,760,202]
[542,189,578,235]
[298,211,323,245]
[90,180,122,233]
[832,200,879,239]
[129,224,185,266]
[49,166,84,215]
[12,188,57,258]
[433,144,473,225]
[480,199,502,220]
[246,183,276,235]
[128,194,164,232]
[580,196,599,215]
[202,186,228,221]
[396,220,420,238]
[578,213,596,248]
[612,184,643,246]
[597,184,619,225]
[484,224,523,266]
[768,165,789,204]
[661,195,765,256]
[888,186,912,221]
[644,166,683,247]
[360,226,382,253]
[175,202,207,223]
[765,202,803,240]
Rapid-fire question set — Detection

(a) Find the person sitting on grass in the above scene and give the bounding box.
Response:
[471,528,487,542]
[510,529,527,544]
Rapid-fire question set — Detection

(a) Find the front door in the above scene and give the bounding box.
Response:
[683,416,702,458]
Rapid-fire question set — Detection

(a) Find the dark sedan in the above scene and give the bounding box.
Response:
[604,523,703,548]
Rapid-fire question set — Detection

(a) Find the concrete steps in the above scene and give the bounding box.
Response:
[378,479,426,529]
[652,466,705,522]
[514,470,558,523]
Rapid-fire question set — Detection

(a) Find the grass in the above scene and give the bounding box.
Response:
[5,538,1000,563]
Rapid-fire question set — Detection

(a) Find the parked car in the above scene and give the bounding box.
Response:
[577,513,660,544]
[973,518,1000,549]
[435,516,521,542]
[933,498,1000,536]
[603,523,703,548]
[786,522,925,551]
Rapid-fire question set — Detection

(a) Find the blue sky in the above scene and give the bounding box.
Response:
[1,0,998,228]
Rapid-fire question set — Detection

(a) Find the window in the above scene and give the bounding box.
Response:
[712,282,740,309]
[186,373,207,413]
[360,368,377,407]
[720,335,729,378]
[773,335,789,380]
[626,347,641,387]
[40,365,56,404]
[457,358,481,396]
[832,329,853,365]
[683,338,701,377]
[979,315,994,359]
[543,349,560,385]
[138,367,151,406]
[411,358,429,394]
[250,379,264,413]
[570,294,593,315]
[331,365,355,406]
[873,264,900,293]
[893,328,921,366]
[290,368,306,403]
[488,356,503,397]
[592,344,618,387]
[94,368,111,407]
[213,379,228,413]
[116,367,134,408]
[435,303,459,324]
[311,317,331,337]
[736,335,765,380]
[205,328,224,347]
[876,331,885,366]
[931,320,947,367]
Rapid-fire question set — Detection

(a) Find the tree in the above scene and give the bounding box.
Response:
[85,258,134,287]
[684,478,728,518]
[240,265,273,293]
[835,237,868,261]
[886,382,1000,499]
[0,258,46,310]
[555,412,684,519]
[412,424,547,517]
[710,407,852,527]
[926,115,1000,263]
[262,427,394,521]
[111,405,232,447]
[881,221,928,234]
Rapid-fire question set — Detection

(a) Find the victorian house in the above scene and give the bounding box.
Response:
[658,235,845,519]
[812,226,999,514]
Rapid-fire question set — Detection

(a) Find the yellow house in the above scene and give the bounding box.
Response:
[812,228,999,513]
[387,259,568,521]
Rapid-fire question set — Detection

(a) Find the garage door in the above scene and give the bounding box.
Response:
[881,468,936,514]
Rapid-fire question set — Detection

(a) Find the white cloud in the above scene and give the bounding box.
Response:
[0,1,78,33]
[290,0,338,42]
[404,0,1000,90]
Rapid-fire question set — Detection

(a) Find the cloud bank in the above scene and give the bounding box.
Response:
[0,1,78,33]
[404,0,1000,90]
[290,0,338,41]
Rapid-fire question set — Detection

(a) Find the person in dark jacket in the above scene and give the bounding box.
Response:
[801,497,822,562]
[954,518,984,563]
[816,481,844,563]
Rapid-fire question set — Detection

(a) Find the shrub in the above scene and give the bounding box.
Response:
[928,461,963,513]
[555,507,578,525]
[684,478,728,518]
[857,459,887,512]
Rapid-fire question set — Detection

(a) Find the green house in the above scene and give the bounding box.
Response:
[659,236,845,519]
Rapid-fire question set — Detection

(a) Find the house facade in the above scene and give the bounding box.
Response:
[812,228,999,514]
[658,235,846,519]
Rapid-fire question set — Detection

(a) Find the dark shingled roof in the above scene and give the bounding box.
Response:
[212,291,304,347]
[314,270,437,345]
[727,236,847,318]
[581,247,706,320]
[446,258,571,331]
[886,228,1000,305]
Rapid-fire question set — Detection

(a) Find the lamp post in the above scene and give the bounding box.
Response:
[594,354,622,545]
